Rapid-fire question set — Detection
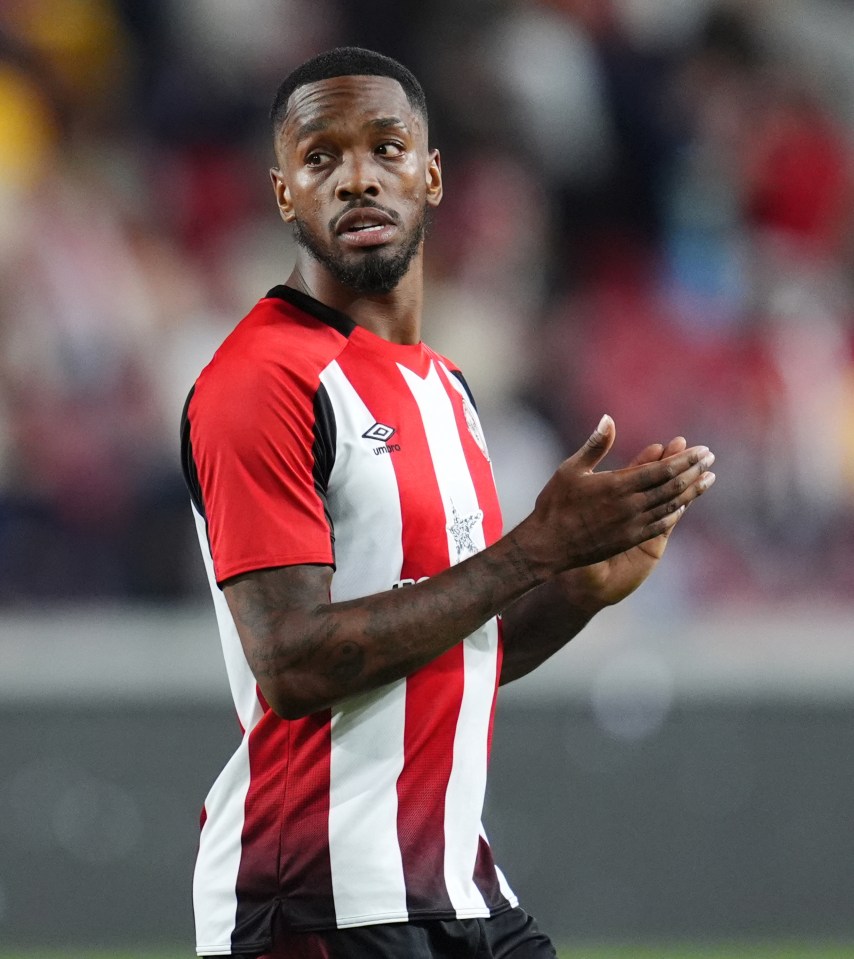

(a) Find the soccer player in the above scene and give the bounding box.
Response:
[180,47,715,959]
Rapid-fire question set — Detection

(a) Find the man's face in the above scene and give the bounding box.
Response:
[271,75,442,295]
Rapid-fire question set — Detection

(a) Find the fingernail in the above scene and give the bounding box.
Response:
[702,452,716,468]
[701,472,716,490]
[596,414,611,433]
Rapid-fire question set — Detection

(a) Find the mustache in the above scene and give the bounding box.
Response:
[330,200,401,234]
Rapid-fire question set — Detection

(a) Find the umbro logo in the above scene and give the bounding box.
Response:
[362,421,401,455]
[362,422,396,442]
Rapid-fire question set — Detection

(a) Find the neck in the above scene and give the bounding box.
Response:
[286,255,424,345]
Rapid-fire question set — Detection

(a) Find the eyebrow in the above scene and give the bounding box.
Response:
[369,116,409,132]
[293,117,330,143]
[293,115,411,144]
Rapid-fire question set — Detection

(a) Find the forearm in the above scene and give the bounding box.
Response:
[226,434,714,718]
[226,529,548,719]
[499,575,600,685]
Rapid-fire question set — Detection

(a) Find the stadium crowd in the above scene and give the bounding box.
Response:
[0,0,852,606]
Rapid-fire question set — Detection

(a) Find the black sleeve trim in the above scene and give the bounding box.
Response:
[312,383,337,558]
[450,369,478,412]
[266,285,356,339]
[180,385,206,518]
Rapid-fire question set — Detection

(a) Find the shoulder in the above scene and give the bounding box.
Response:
[191,290,352,420]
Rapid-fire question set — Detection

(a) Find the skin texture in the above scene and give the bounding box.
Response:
[269,75,442,344]
[224,74,717,719]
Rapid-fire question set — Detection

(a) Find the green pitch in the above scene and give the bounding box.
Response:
[5,945,854,959]
[562,947,854,959]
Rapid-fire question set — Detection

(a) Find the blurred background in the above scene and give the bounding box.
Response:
[0,0,852,954]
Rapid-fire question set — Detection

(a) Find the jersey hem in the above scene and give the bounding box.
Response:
[196,947,250,957]
[196,900,519,952]
[333,901,515,927]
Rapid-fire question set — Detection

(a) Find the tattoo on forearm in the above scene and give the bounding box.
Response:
[325,639,366,683]
[226,532,548,708]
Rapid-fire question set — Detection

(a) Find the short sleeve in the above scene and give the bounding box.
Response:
[183,349,335,586]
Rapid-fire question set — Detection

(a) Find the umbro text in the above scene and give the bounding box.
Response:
[373,444,401,456]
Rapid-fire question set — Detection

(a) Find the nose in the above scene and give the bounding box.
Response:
[335,153,380,201]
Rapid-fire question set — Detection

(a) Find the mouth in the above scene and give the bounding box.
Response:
[335,206,399,248]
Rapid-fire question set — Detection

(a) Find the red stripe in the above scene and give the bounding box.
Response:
[472,834,507,909]
[233,708,335,941]
[233,711,290,943]
[472,622,507,908]
[278,710,335,925]
[436,361,509,906]
[435,363,506,756]
[433,361,503,546]
[335,343,459,915]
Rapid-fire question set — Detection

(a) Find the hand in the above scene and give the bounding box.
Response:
[512,415,715,580]
[556,434,714,614]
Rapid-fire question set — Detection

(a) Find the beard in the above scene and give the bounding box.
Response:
[292,203,429,295]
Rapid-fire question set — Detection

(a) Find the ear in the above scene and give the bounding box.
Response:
[426,148,443,208]
[270,168,295,222]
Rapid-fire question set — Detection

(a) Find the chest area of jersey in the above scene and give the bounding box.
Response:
[319,356,499,568]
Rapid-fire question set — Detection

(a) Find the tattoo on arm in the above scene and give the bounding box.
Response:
[224,534,548,713]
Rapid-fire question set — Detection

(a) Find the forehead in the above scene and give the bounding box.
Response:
[282,75,422,145]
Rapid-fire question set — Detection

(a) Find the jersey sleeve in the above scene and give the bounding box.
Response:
[183,349,335,586]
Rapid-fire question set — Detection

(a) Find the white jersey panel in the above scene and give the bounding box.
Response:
[191,504,262,954]
[193,504,264,733]
[398,363,487,566]
[320,360,405,602]
[445,618,500,916]
[399,361,496,917]
[318,360,409,926]
[480,825,519,908]
[193,740,254,955]
[328,684,409,926]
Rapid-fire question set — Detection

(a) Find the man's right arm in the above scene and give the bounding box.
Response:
[224,416,714,719]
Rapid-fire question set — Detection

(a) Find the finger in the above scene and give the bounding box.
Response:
[627,442,665,469]
[567,414,615,473]
[641,451,715,511]
[661,436,687,458]
[624,444,710,492]
[643,468,716,529]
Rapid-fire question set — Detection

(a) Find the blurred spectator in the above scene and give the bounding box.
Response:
[0,0,851,607]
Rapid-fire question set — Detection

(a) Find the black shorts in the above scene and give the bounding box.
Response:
[209,906,557,959]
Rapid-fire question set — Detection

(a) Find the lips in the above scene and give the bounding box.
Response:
[335,206,399,248]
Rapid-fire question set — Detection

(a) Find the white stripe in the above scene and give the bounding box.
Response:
[494,862,519,906]
[329,684,409,924]
[437,361,493,467]
[399,362,496,916]
[399,362,486,566]
[320,361,405,603]
[191,504,261,953]
[193,505,264,733]
[193,738,253,954]
[319,362,409,924]
[480,825,519,906]
[445,619,499,915]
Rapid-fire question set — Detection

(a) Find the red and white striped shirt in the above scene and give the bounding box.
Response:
[181,286,517,956]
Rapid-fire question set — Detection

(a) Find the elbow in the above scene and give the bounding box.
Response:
[259,678,330,721]
[269,699,319,721]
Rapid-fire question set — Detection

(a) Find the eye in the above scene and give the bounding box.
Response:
[306,152,326,166]
[376,142,405,158]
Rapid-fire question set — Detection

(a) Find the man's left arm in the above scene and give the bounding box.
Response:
[500,436,711,684]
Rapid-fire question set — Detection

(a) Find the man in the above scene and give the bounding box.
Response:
[180,47,715,959]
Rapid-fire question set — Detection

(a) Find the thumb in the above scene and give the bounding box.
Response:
[570,414,615,472]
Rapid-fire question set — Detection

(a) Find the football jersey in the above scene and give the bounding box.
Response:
[181,286,517,956]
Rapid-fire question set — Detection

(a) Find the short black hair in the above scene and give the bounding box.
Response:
[270,47,428,140]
